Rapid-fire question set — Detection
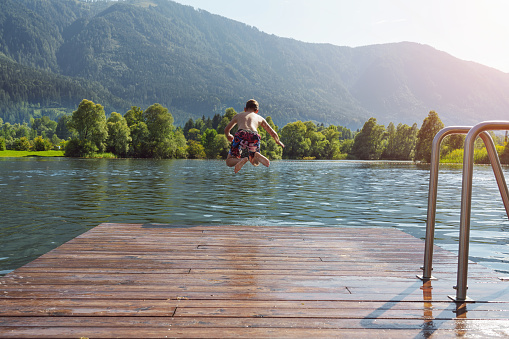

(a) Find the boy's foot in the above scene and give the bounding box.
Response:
[234,157,249,173]
[254,152,270,167]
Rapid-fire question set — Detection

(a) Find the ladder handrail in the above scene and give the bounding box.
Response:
[420,126,472,281]
[419,121,509,302]
[454,121,509,302]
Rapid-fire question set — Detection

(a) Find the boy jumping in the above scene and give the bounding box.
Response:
[225,99,284,173]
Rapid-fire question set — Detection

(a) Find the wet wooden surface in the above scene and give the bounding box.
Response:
[1,223,509,338]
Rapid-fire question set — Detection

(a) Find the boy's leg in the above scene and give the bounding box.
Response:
[226,154,241,167]
[234,157,249,173]
[251,152,270,167]
[250,157,260,167]
[227,153,249,173]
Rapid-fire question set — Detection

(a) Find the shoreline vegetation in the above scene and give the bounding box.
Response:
[1,99,508,164]
[0,150,65,157]
[1,149,507,165]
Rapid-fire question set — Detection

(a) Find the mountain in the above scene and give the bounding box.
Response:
[1,0,508,128]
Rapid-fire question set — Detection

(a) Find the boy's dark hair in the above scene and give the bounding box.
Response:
[245,99,259,111]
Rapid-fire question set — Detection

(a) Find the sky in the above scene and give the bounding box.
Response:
[171,0,509,73]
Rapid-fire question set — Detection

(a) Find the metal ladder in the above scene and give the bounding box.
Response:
[418,121,509,302]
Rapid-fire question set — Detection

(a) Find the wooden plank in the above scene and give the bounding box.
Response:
[2,274,498,290]
[3,316,509,328]
[1,223,509,338]
[0,326,486,339]
[3,299,508,316]
[0,272,446,284]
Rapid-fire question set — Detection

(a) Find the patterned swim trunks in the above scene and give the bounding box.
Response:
[229,129,261,158]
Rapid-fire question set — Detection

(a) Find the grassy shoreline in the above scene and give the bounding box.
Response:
[0,150,120,158]
[0,150,65,157]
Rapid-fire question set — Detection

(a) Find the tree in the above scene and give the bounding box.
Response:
[214,134,230,159]
[64,139,95,157]
[211,113,222,130]
[350,117,386,160]
[201,129,229,159]
[68,99,108,153]
[201,128,218,158]
[125,106,149,157]
[13,123,31,139]
[280,121,310,158]
[32,116,57,139]
[441,134,465,158]
[143,103,175,159]
[129,121,150,157]
[193,118,206,133]
[338,125,354,140]
[144,103,174,139]
[124,106,144,127]
[1,122,13,140]
[340,139,354,154]
[13,137,31,151]
[322,125,342,159]
[183,118,195,138]
[500,142,509,165]
[415,111,444,163]
[308,130,327,159]
[398,123,418,160]
[55,115,72,140]
[51,134,61,148]
[444,134,465,150]
[380,122,418,160]
[187,140,206,159]
[187,128,202,141]
[381,122,397,159]
[173,129,188,159]
[32,136,52,151]
[106,112,131,156]
[217,108,236,134]
[303,121,327,159]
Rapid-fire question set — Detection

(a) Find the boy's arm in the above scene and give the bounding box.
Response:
[261,119,284,147]
[224,117,237,142]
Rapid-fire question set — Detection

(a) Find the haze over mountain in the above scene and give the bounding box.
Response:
[1,0,508,128]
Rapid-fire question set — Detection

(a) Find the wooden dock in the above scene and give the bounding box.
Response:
[1,223,509,338]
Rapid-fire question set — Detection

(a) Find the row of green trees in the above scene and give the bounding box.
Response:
[0,114,69,151]
[347,111,509,163]
[1,99,508,163]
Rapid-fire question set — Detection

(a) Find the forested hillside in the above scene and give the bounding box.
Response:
[0,54,127,122]
[1,0,509,128]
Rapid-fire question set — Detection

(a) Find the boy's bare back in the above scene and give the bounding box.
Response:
[231,111,265,132]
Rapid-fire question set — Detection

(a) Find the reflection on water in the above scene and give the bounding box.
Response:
[0,158,508,275]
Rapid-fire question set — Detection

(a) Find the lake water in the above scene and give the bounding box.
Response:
[1,158,508,276]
